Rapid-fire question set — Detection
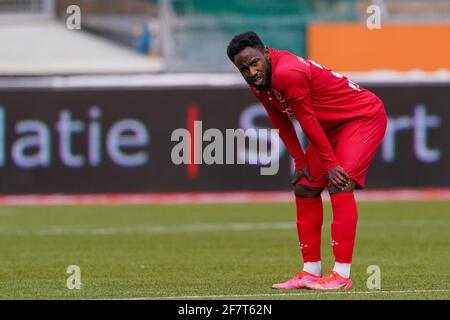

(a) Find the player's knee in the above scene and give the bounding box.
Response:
[328,180,356,194]
[294,184,323,198]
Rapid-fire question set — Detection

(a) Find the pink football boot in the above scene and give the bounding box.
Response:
[272,271,322,290]
[305,270,353,290]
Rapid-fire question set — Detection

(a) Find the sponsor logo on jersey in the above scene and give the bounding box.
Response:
[282,107,294,117]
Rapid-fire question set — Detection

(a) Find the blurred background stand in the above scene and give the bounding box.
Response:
[0,0,163,76]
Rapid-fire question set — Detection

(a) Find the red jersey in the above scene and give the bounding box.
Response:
[250,48,383,172]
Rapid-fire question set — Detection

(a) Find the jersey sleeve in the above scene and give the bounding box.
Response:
[278,69,339,172]
[260,101,307,170]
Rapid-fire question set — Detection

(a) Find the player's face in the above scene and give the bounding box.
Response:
[233,47,271,90]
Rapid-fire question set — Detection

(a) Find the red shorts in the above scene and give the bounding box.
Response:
[298,104,387,190]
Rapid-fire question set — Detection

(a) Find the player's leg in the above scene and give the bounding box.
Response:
[272,146,327,289]
[308,107,387,290]
[294,144,328,277]
[305,159,359,290]
[294,184,324,277]
[330,108,386,271]
[328,182,358,289]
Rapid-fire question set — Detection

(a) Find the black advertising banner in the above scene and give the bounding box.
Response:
[0,84,448,194]
[366,84,450,189]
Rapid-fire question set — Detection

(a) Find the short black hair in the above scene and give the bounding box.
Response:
[227,31,265,62]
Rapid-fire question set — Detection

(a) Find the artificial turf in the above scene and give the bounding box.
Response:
[0,201,449,300]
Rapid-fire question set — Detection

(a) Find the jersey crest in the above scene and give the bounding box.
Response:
[271,89,286,103]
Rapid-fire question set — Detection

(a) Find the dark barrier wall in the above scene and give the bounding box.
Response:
[0,83,448,194]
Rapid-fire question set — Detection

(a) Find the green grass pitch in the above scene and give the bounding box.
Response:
[0,200,449,300]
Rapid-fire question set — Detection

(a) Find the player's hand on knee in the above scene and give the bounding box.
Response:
[291,167,314,186]
[327,166,350,190]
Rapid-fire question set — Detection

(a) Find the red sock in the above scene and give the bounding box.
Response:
[295,196,323,263]
[330,192,358,263]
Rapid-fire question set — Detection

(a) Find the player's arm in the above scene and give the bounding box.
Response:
[261,101,314,185]
[278,68,349,188]
[291,96,350,188]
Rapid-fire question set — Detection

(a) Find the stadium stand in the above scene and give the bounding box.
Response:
[357,0,450,22]
[155,0,358,71]
[0,0,163,75]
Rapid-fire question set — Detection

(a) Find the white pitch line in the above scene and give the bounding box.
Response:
[0,219,448,237]
[108,289,450,300]
[0,222,295,237]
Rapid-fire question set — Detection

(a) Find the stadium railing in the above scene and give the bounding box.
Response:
[0,0,55,19]
[153,0,358,72]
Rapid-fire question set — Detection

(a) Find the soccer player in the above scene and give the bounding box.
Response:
[227,32,387,290]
